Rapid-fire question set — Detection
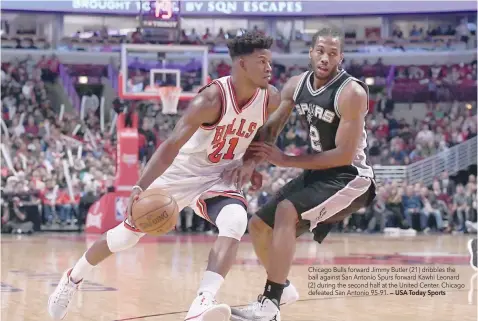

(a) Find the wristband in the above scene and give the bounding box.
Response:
[132,185,143,193]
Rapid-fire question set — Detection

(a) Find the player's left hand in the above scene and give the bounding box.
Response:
[248,142,289,167]
[249,169,263,191]
[222,160,256,189]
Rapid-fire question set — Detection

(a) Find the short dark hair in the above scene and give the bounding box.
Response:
[311,27,344,52]
[227,30,273,59]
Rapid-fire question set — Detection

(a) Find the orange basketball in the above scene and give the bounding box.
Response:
[131,188,179,236]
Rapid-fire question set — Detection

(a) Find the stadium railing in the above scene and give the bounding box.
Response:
[373,136,477,186]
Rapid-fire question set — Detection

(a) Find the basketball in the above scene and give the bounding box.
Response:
[131,188,179,236]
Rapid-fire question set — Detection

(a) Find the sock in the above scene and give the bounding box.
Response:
[197,271,224,297]
[70,254,94,283]
[285,279,290,287]
[263,279,285,307]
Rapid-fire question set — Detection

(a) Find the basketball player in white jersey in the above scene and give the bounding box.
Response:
[48,31,299,321]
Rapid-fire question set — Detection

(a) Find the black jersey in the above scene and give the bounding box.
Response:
[292,69,374,178]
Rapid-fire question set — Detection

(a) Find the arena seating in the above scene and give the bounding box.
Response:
[5,22,473,55]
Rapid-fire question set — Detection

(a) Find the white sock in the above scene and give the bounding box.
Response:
[70,254,94,283]
[197,271,224,297]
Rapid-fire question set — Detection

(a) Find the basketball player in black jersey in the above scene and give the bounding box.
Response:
[229,27,376,321]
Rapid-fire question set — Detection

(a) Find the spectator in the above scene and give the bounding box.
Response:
[392,26,403,38]
[131,27,143,43]
[402,185,426,231]
[374,91,394,117]
[1,197,34,234]
[188,28,201,44]
[409,25,422,37]
[416,123,434,146]
[57,189,74,225]
[419,187,444,231]
[440,171,456,195]
[384,182,404,225]
[82,90,100,115]
[452,184,471,232]
[366,189,395,232]
[202,28,212,43]
[216,28,227,41]
[456,19,471,45]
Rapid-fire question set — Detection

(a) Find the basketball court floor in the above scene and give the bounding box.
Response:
[1,233,476,321]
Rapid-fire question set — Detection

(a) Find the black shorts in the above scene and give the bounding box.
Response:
[255,170,376,243]
[199,196,247,225]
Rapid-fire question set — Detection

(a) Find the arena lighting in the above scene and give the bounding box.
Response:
[78,76,88,84]
[365,77,375,86]
[466,103,472,110]
[155,0,173,19]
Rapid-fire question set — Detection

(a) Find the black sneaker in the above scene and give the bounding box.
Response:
[468,238,477,270]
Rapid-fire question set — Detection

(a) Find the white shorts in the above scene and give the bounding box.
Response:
[125,159,247,231]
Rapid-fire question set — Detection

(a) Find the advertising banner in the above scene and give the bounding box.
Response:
[114,113,139,191]
[1,0,476,16]
[180,1,477,16]
[85,191,131,233]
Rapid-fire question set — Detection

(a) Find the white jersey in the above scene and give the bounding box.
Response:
[147,76,269,215]
[174,75,268,176]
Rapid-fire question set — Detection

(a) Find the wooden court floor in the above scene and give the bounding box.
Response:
[1,232,476,321]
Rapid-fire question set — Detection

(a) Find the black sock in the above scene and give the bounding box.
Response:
[263,279,285,307]
[285,279,290,287]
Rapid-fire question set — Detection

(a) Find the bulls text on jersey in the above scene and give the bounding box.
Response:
[208,118,258,163]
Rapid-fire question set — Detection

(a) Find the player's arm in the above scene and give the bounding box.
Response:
[250,81,368,170]
[243,76,299,165]
[229,81,296,189]
[243,84,281,164]
[135,85,222,190]
[259,77,300,144]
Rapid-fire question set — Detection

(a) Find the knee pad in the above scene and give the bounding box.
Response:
[106,223,144,253]
[216,204,248,241]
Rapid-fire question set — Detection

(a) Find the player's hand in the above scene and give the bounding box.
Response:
[126,188,142,228]
[248,142,289,167]
[249,169,263,192]
[222,161,255,189]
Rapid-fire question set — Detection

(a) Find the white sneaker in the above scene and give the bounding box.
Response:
[466,221,477,233]
[231,295,281,321]
[468,238,477,271]
[281,282,299,306]
[185,293,231,321]
[48,269,81,320]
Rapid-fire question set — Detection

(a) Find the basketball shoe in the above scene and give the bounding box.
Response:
[468,238,477,271]
[48,269,81,320]
[280,281,299,306]
[185,292,231,321]
[230,295,281,321]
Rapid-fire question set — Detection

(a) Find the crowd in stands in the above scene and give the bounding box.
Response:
[1,56,116,234]
[366,100,477,165]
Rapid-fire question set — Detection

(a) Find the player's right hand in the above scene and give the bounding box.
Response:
[126,188,142,228]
